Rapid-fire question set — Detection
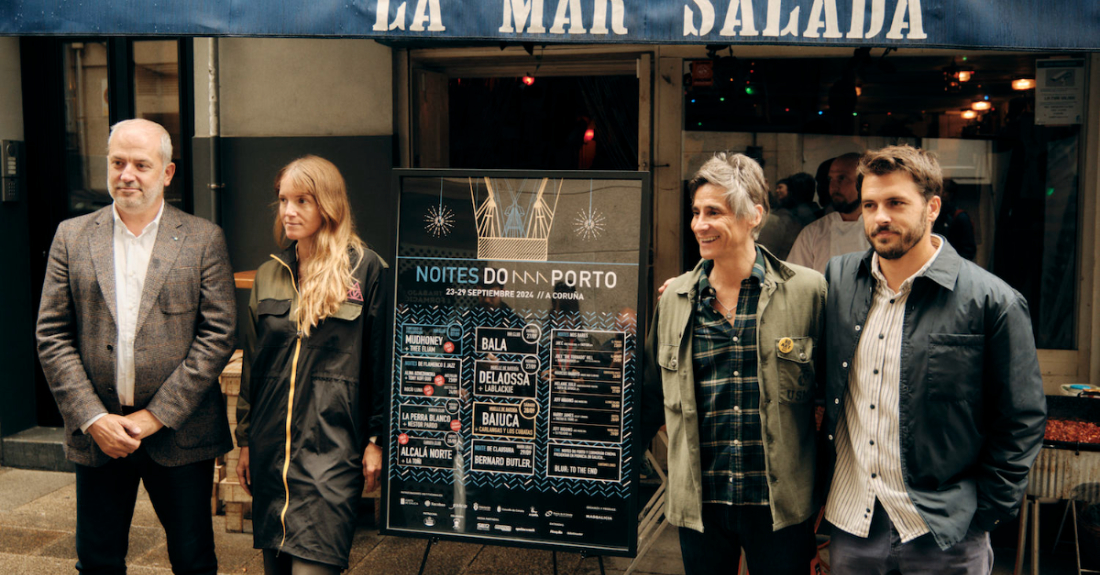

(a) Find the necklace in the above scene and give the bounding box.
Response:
[712,296,735,320]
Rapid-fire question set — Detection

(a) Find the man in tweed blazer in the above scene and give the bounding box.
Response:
[36,119,236,574]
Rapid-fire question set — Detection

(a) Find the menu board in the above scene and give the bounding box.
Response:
[383,170,649,556]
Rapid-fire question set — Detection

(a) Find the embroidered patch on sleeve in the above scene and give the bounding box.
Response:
[347,280,364,302]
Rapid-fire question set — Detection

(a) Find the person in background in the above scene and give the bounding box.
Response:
[779,171,821,227]
[235,155,389,575]
[759,171,820,260]
[788,153,870,273]
[933,178,977,261]
[756,205,802,261]
[821,145,1045,573]
[642,152,825,575]
[36,118,237,574]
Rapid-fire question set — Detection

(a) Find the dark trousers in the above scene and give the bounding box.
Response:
[678,504,816,575]
[828,500,993,575]
[75,448,217,575]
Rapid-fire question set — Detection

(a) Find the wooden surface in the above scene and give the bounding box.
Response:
[234,270,256,290]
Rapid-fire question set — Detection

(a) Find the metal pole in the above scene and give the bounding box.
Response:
[207,37,224,225]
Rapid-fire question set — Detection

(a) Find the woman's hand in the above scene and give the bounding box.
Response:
[236,446,252,495]
[363,442,383,493]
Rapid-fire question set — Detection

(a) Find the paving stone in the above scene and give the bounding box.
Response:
[463,545,583,575]
[211,515,264,573]
[345,525,386,568]
[348,535,479,575]
[130,498,162,528]
[0,468,75,512]
[35,533,77,560]
[231,551,266,574]
[0,551,77,574]
[125,525,168,566]
[0,525,67,555]
[0,483,78,532]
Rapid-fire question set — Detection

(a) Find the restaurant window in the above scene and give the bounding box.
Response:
[62,39,191,216]
[682,51,1084,350]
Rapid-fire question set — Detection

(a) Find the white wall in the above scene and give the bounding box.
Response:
[0,38,24,140]
[194,38,392,138]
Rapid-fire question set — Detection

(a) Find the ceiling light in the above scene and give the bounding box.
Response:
[971,101,992,111]
[962,110,977,119]
[1012,78,1036,90]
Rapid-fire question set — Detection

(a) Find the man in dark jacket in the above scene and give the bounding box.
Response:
[821,145,1046,573]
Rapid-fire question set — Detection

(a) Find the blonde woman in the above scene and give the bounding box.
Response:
[235,156,388,574]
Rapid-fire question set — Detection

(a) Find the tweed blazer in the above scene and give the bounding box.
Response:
[36,203,237,467]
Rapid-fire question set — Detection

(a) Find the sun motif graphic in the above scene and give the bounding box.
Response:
[424,204,455,237]
[573,179,604,241]
[573,207,605,241]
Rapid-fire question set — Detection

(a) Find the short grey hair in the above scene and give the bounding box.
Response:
[108,119,173,167]
[687,152,770,238]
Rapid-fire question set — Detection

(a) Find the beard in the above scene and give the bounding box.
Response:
[110,176,165,214]
[868,218,927,260]
[831,194,860,214]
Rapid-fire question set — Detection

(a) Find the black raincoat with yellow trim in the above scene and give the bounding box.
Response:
[236,243,389,568]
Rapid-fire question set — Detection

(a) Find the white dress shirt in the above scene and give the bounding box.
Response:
[786,212,870,274]
[80,200,165,433]
[824,236,943,543]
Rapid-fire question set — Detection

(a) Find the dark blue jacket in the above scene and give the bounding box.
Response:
[822,241,1046,549]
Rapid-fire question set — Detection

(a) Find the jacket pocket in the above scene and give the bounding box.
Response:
[159,272,200,314]
[329,302,363,321]
[257,298,292,317]
[776,336,814,404]
[657,343,679,372]
[656,343,684,412]
[927,333,984,401]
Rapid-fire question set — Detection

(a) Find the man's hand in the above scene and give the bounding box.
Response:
[236,446,252,496]
[124,409,165,440]
[363,442,383,493]
[87,414,142,458]
[657,277,675,298]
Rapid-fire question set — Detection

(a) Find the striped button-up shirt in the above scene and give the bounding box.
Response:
[825,236,944,542]
[693,250,768,506]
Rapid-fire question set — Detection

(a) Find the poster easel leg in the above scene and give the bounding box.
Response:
[579,550,607,575]
[417,537,439,575]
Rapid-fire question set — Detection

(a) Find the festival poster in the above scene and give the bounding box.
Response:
[382,170,649,556]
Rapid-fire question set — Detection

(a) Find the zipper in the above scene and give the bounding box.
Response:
[271,254,301,551]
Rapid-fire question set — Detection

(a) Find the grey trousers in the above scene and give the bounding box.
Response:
[828,501,993,575]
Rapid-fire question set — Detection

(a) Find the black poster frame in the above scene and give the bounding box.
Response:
[381,169,652,557]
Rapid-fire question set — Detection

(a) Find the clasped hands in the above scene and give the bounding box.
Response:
[87,409,164,458]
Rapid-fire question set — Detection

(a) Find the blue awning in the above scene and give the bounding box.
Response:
[2,0,1097,51]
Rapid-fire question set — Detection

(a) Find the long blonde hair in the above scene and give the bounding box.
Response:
[273,155,365,336]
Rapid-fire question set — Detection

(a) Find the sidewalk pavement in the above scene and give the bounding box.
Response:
[0,466,1081,575]
[0,467,683,575]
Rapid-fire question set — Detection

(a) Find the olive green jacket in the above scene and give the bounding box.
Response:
[641,247,826,532]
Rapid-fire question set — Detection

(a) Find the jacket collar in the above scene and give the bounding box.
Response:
[856,234,961,291]
[674,244,792,296]
[272,242,299,270]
